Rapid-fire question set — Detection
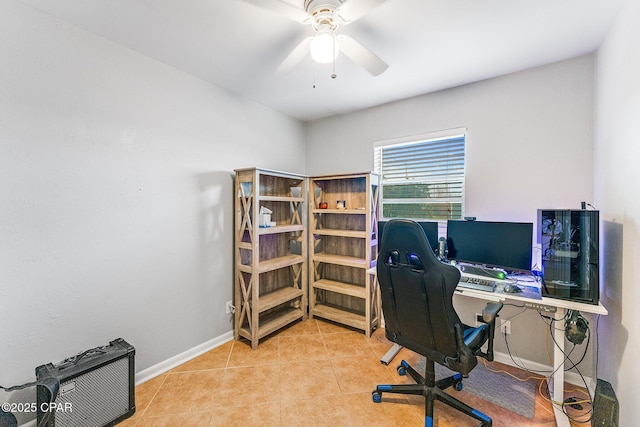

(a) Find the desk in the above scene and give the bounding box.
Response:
[366,268,608,427]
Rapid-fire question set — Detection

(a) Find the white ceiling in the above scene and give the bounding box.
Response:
[18,0,621,122]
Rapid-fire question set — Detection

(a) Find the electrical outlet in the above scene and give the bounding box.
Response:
[225,301,235,314]
[500,319,511,335]
[475,313,483,326]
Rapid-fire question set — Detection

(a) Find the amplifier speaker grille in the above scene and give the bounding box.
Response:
[36,338,135,427]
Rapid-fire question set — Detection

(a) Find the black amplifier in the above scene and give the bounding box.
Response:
[36,338,135,427]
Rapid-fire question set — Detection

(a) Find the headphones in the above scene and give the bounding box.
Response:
[565,310,589,345]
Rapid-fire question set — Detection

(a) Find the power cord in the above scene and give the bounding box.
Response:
[542,310,595,423]
[498,307,597,424]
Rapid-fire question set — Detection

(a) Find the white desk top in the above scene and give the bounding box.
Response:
[365,266,608,316]
[454,287,608,315]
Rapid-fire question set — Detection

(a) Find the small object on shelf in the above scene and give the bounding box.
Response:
[259,206,272,227]
[336,200,346,209]
[319,201,328,209]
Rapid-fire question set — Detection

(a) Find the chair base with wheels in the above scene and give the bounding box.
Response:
[373,358,492,427]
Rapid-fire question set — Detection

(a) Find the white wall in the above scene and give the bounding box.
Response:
[594,0,640,424]
[306,55,596,372]
[0,0,304,387]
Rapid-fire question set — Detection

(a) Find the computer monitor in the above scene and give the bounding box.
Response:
[446,220,533,272]
[378,220,439,254]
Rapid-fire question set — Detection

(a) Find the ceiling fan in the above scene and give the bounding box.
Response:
[242,0,390,76]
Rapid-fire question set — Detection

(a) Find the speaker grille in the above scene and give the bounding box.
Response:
[55,357,130,426]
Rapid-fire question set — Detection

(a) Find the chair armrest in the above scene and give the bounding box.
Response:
[479,302,503,362]
[482,302,503,323]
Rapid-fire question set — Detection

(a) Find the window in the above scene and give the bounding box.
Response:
[374,129,466,225]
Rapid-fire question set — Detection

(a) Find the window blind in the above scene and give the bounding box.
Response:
[374,133,465,221]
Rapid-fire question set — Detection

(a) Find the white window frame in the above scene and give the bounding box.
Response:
[374,128,466,232]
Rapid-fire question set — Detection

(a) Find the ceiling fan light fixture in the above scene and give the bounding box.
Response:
[310,29,340,63]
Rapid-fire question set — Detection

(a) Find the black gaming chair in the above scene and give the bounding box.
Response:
[372,219,503,427]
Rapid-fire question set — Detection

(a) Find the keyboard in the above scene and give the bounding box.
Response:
[457,264,507,280]
[457,274,496,292]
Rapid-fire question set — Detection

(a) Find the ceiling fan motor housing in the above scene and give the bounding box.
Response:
[305,0,345,30]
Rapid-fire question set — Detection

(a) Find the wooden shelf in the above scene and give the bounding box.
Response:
[258,254,304,273]
[256,287,304,313]
[258,224,305,235]
[311,228,367,238]
[237,242,252,250]
[311,209,367,214]
[259,196,305,202]
[313,253,369,268]
[238,306,304,341]
[311,303,366,331]
[237,254,304,274]
[312,279,366,298]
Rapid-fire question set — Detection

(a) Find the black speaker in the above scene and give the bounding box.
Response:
[592,378,618,427]
[36,338,135,427]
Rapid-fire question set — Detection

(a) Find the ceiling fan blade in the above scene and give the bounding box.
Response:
[275,36,313,74]
[241,0,310,23]
[336,34,388,76]
[335,0,389,23]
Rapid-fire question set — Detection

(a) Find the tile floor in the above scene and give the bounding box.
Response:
[119,319,591,426]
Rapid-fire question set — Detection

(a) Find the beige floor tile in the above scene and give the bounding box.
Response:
[170,341,233,372]
[134,410,212,427]
[279,359,341,401]
[217,364,281,407]
[280,394,353,426]
[278,334,328,363]
[342,391,423,426]
[209,402,281,426]
[331,354,396,395]
[227,336,280,367]
[125,373,167,423]
[143,370,225,417]
[322,330,377,359]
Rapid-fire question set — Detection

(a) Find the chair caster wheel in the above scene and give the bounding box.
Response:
[454,380,463,391]
[397,365,406,376]
[372,391,382,403]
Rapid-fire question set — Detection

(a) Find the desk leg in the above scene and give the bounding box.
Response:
[551,307,570,427]
[380,343,402,366]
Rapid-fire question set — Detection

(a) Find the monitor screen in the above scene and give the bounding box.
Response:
[378,220,439,254]
[446,220,533,271]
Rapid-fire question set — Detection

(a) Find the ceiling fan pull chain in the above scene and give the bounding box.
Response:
[331,32,338,79]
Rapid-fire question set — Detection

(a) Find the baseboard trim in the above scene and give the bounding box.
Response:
[492,350,595,392]
[135,330,234,385]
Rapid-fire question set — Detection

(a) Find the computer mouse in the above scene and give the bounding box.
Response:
[503,284,522,293]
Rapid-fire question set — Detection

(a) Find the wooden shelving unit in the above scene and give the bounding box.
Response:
[308,172,380,337]
[234,168,307,349]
